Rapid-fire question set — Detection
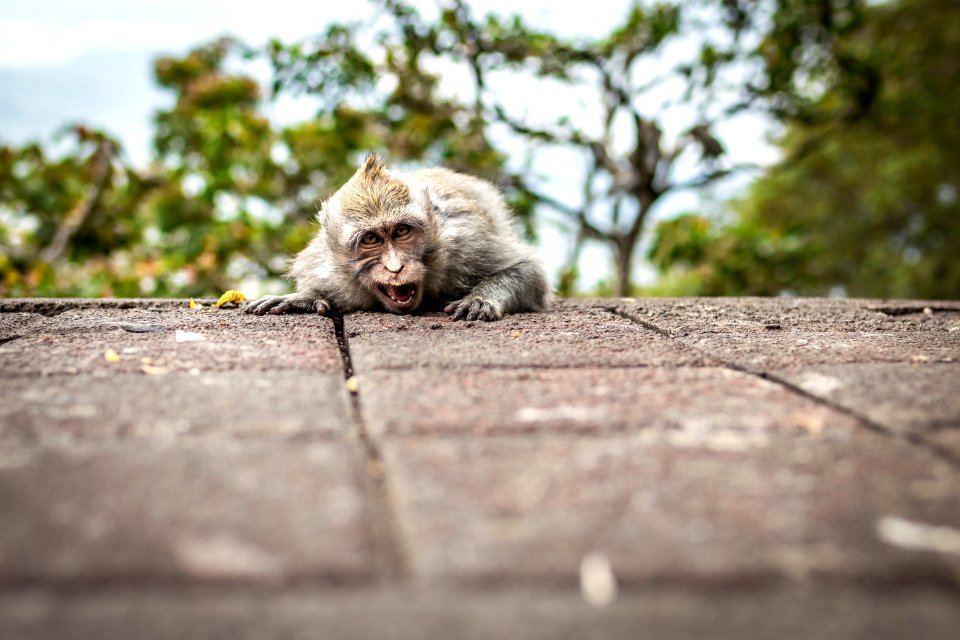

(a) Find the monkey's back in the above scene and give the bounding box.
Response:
[403,167,540,300]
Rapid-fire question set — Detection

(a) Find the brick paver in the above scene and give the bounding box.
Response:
[1,297,958,638]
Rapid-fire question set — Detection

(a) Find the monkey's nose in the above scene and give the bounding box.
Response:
[385,258,403,273]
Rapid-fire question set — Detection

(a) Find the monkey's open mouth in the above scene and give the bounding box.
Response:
[378,283,418,309]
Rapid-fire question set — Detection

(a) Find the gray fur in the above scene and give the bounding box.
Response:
[244,155,549,321]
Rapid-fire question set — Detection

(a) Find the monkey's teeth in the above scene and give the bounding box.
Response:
[380,284,417,305]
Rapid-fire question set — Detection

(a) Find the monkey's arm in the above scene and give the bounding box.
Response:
[243,291,332,316]
[444,259,549,321]
[246,230,345,316]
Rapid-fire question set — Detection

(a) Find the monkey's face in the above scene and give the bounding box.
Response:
[352,222,431,313]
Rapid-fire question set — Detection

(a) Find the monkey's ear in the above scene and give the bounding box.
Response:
[360,153,385,177]
[315,198,335,227]
[418,186,441,219]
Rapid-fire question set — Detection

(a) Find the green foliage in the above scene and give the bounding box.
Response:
[651,0,960,299]
[1,128,153,296]
[2,38,315,297]
[1,0,952,300]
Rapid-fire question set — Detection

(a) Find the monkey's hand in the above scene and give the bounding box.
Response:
[444,296,504,322]
[243,292,331,316]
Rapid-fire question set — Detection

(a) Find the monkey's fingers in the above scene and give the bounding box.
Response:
[243,296,284,316]
[446,297,503,322]
[467,299,503,322]
[443,300,461,318]
[478,301,503,321]
[444,299,469,321]
[464,298,486,321]
[269,299,300,314]
[270,295,328,315]
[245,294,330,316]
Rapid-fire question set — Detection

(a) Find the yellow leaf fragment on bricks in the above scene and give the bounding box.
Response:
[104,349,121,363]
[189,298,200,309]
[346,376,359,394]
[141,364,166,376]
[212,290,247,308]
[512,331,521,338]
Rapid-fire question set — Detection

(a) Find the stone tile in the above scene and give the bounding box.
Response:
[615,298,960,370]
[0,313,43,342]
[0,298,203,314]
[1,585,959,640]
[0,306,341,376]
[0,372,351,448]
[617,297,960,335]
[677,331,959,369]
[775,363,960,459]
[0,441,373,583]
[384,434,960,582]
[929,429,960,460]
[345,308,712,371]
[359,367,858,437]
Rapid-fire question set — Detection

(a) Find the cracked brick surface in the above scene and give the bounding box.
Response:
[345,306,713,370]
[383,434,959,583]
[2,297,959,639]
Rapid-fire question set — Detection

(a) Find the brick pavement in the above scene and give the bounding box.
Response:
[1,297,958,638]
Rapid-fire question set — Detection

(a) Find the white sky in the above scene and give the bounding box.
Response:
[0,0,633,67]
[0,0,777,291]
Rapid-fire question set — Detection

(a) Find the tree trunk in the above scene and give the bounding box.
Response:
[40,139,114,264]
[612,236,634,297]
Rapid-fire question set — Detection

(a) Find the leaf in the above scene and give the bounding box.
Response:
[212,289,247,308]
[141,364,167,375]
[104,349,121,363]
[189,298,200,309]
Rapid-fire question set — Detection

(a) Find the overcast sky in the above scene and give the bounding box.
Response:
[0,0,637,68]
[0,0,660,171]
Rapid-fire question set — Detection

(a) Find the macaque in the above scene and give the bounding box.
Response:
[244,154,549,321]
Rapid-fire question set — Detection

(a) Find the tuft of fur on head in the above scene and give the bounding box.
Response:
[337,154,411,224]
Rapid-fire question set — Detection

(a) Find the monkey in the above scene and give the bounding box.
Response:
[243,153,549,321]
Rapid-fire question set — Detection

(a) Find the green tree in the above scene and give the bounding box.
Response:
[0,126,156,296]
[3,0,920,299]
[286,0,885,296]
[147,38,293,295]
[0,25,510,298]
[268,0,835,296]
[650,0,959,299]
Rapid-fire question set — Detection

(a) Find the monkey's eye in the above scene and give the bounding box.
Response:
[393,224,412,239]
[360,232,382,246]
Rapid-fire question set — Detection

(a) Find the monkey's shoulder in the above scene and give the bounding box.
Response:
[407,168,507,212]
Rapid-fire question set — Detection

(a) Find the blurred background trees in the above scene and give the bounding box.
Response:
[649,0,960,299]
[1,0,957,299]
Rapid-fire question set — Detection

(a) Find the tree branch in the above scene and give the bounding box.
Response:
[509,177,610,242]
[669,162,759,192]
[40,136,116,264]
